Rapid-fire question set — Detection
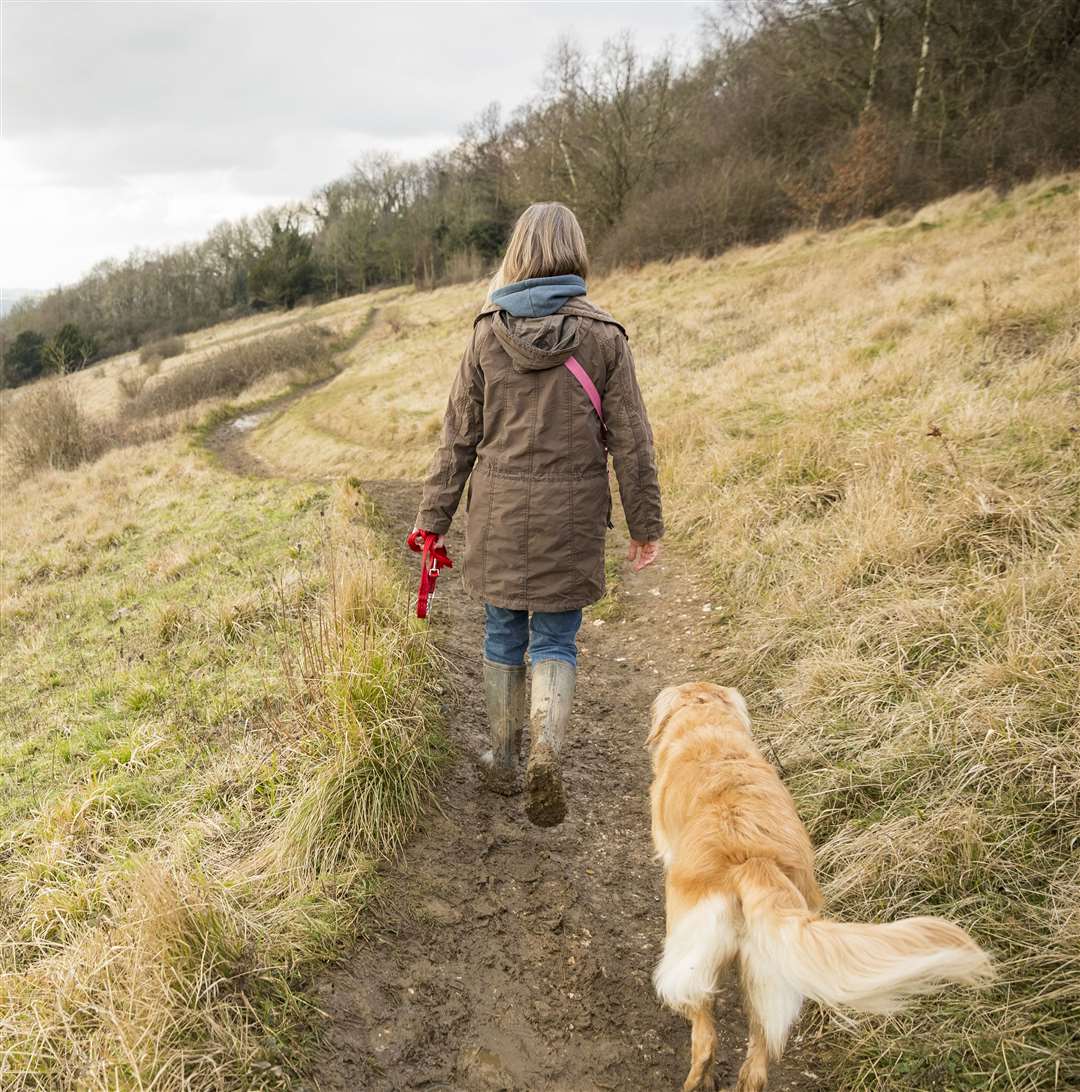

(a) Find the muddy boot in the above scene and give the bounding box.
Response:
[478,660,526,796]
[525,659,575,827]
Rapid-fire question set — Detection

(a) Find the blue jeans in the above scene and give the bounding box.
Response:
[484,604,583,668]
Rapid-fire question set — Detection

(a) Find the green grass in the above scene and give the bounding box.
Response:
[0,442,443,1090]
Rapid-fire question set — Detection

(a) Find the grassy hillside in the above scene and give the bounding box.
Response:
[1,174,1076,1090]
[252,176,1079,1090]
[0,332,442,1087]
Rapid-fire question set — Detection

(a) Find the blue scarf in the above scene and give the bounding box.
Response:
[491,274,587,318]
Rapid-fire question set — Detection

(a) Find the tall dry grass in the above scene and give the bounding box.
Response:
[122,325,335,420]
[250,175,1079,1089]
[0,475,442,1090]
[138,334,187,366]
[611,181,1080,1090]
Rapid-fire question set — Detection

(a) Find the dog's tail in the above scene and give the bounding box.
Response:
[731,858,993,1053]
[653,859,991,1053]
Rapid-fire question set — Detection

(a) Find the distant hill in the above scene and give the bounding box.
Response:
[0,289,44,318]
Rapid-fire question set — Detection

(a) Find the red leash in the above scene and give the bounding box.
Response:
[406,530,452,619]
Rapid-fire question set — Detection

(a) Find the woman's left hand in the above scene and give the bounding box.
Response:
[628,539,660,572]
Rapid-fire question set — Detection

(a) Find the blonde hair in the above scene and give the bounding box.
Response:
[490,202,589,293]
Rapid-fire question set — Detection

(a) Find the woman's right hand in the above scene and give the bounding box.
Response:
[412,527,446,549]
[628,539,660,572]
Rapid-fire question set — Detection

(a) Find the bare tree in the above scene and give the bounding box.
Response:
[863,3,887,113]
[911,0,933,123]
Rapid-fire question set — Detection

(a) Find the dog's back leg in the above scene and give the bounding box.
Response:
[682,1002,717,1092]
[735,950,802,1092]
[733,1010,770,1092]
[656,882,738,1091]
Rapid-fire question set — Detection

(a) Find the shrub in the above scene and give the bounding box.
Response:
[41,323,99,375]
[116,368,149,400]
[786,110,903,228]
[4,382,112,472]
[597,156,789,267]
[3,381,177,476]
[139,335,187,365]
[2,330,46,387]
[123,326,334,420]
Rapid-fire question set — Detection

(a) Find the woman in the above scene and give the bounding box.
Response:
[414,202,663,828]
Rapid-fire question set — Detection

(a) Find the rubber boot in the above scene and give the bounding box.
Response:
[478,660,526,796]
[525,659,576,827]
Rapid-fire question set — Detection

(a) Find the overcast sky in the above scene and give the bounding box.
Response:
[1,1,708,291]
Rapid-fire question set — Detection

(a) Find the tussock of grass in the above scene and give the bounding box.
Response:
[122,325,336,420]
[0,454,442,1089]
[249,174,1079,1089]
[138,335,187,366]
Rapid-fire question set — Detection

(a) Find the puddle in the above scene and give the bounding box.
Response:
[231,412,270,432]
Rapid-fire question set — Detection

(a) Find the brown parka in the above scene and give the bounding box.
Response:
[416,297,663,612]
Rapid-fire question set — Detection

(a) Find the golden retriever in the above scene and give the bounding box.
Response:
[648,682,992,1092]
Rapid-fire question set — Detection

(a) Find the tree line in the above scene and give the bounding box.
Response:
[3,0,1077,387]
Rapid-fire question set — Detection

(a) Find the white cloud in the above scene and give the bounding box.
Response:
[2,0,705,286]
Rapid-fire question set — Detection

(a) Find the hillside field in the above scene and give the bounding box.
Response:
[1,175,1077,1090]
[254,175,1080,1089]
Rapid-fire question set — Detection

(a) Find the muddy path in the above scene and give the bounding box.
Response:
[207,410,823,1092]
[202,371,340,477]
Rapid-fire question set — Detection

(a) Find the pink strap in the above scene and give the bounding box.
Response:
[563,355,604,427]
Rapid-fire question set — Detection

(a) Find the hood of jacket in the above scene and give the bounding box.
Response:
[479,294,627,374]
[489,274,587,318]
[489,309,583,373]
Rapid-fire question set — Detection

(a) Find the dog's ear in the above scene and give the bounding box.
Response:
[647,685,683,747]
[720,687,751,730]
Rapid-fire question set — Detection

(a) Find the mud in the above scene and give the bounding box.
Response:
[207,409,823,1092]
[202,372,339,478]
[308,482,822,1092]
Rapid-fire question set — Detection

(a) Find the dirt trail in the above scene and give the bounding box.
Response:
[208,407,823,1092]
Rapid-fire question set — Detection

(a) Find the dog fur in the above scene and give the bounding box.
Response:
[648,682,992,1092]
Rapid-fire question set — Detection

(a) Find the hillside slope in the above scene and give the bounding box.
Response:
[249,175,1079,1090]
[0,315,442,1089]
[1,174,1076,1091]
